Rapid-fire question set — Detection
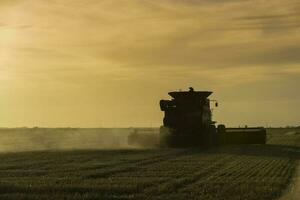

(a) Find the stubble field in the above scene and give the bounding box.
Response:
[0,128,299,200]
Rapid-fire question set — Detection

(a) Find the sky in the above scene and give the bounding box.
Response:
[0,0,299,127]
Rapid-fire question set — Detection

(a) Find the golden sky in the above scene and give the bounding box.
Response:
[0,0,300,127]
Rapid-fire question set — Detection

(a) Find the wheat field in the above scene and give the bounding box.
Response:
[0,128,299,200]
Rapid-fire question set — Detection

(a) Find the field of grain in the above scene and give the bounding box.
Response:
[0,128,299,200]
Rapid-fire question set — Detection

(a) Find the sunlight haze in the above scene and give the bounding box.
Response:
[0,0,299,127]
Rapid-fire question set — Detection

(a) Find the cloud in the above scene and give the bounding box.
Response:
[232,12,300,33]
[2,0,300,74]
[250,44,300,65]
[1,0,299,126]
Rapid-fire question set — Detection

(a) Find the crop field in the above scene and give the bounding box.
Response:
[0,128,299,200]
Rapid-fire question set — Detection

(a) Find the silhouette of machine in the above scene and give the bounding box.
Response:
[127,87,266,147]
[159,87,266,147]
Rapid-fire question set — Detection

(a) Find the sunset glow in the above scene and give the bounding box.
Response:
[0,0,299,127]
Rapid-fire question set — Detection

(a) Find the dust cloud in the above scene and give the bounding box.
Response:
[0,128,139,152]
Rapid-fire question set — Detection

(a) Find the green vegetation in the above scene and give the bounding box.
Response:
[0,128,299,200]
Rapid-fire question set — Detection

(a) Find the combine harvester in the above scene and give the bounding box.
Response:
[128,87,266,147]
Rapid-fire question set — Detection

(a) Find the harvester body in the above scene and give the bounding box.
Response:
[127,88,266,148]
[159,89,216,147]
[159,88,266,147]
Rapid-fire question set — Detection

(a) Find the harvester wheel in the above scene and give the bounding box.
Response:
[217,124,226,134]
[209,125,217,146]
[159,126,171,147]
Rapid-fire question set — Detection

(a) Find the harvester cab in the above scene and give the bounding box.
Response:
[159,87,266,147]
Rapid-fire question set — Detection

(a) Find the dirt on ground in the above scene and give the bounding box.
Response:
[280,161,300,200]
